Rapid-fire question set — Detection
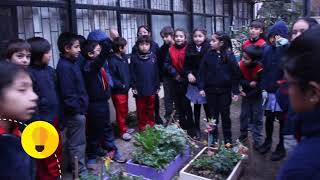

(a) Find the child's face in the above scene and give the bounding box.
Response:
[162,34,174,45]
[0,72,38,121]
[174,31,186,45]
[269,35,276,46]
[210,35,223,51]
[291,20,309,41]
[249,27,263,39]
[119,44,128,54]
[138,42,151,54]
[193,31,206,46]
[10,50,31,67]
[285,71,320,113]
[138,27,150,37]
[65,40,81,59]
[88,44,102,59]
[242,52,253,66]
[42,50,52,66]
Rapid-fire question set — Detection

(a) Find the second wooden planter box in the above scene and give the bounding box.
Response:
[179,147,245,180]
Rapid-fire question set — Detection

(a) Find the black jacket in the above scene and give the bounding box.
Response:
[130,52,160,96]
[198,50,241,94]
[183,41,210,83]
[28,65,60,122]
[158,43,171,79]
[83,55,111,102]
[108,54,130,94]
[56,56,89,115]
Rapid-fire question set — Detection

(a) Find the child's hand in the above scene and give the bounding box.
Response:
[250,81,257,88]
[132,89,138,95]
[199,90,206,97]
[188,73,196,83]
[232,95,239,101]
[175,75,181,81]
[240,91,246,97]
[156,89,160,94]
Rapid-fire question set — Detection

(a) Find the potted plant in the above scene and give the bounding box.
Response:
[180,143,247,180]
[126,125,190,180]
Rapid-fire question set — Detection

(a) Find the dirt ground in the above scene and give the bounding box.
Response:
[62,99,285,180]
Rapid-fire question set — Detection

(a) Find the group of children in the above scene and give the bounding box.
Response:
[0,16,320,179]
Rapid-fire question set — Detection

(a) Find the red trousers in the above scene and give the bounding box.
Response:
[112,94,129,135]
[36,118,62,180]
[136,96,155,131]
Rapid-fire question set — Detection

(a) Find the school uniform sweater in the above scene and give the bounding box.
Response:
[56,56,89,115]
[239,60,263,98]
[83,55,112,102]
[198,50,241,94]
[130,52,160,96]
[108,54,130,94]
[183,41,210,82]
[28,65,60,122]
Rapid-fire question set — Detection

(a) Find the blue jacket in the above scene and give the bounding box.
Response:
[198,50,241,94]
[130,52,160,96]
[56,56,89,115]
[108,54,130,94]
[83,55,112,102]
[28,65,60,122]
[0,134,35,180]
[261,21,289,93]
[277,108,320,180]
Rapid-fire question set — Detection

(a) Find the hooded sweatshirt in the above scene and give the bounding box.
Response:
[261,21,289,93]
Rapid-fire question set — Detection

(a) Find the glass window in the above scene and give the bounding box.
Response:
[205,0,214,14]
[193,15,205,29]
[151,0,171,10]
[193,0,204,13]
[120,0,148,9]
[151,15,171,45]
[215,17,223,31]
[239,2,244,18]
[0,7,18,44]
[206,17,214,37]
[15,0,65,1]
[215,0,223,15]
[76,9,117,38]
[75,0,116,6]
[224,17,231,33]
[173,14,191,33]
[120,14,148,54]
[224,1,230,16]
[233,1,238,17]
[17,6,68,67]
[244,2,248,18]
[173,0,190,12]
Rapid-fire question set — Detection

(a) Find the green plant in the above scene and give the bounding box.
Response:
[109,172,144,180]
[132,125,187,169]
[188,146,242,179]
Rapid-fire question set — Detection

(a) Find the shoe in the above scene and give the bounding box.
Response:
[270,144,286,161]
[121,133,132,141]
[86,159,98,170]
[155,116,164,125]
[127,128,135,134]
[258,140,272,154]
[194,129,201,140]
[238,134,248,142]
[108,150,126,163]
[225,139,233,148]
[96,148,106,157]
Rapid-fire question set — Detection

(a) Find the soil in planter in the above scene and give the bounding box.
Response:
[186,147,241,180]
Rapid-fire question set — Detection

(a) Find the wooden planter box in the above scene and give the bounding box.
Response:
[179,147,245,180]
[126,146,190,180]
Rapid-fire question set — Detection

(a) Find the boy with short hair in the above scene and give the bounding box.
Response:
[56,32,89,177]
[130,35,160,131]
[5,39,31,67]
[109,37,133,141]
[82,39,124,167]
[238,45,264,149]
[242,20,266,50]
[159,26,175,121]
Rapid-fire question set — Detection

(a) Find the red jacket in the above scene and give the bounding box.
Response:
[0,125,21,137]
[242,38,266,50]
[169,45,186,74]
[239,60,263,81]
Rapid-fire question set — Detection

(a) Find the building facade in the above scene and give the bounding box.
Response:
[0,0,253,67]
